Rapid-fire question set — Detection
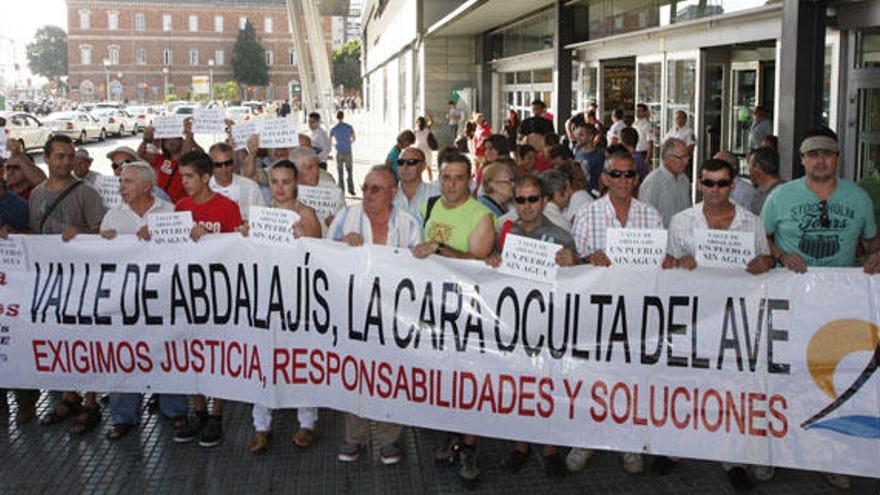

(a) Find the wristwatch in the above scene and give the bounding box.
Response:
[435,242,446,255]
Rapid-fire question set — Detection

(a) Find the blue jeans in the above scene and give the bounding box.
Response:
[109,393,187,425]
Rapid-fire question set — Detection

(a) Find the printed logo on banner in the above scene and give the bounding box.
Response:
[800,319,880,438]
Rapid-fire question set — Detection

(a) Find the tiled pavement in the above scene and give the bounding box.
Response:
[1,393,878,494]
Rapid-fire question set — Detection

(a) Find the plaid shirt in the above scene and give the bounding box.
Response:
[572,194,664,256]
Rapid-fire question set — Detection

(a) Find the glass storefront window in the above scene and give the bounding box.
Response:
[495,8,555,59]
[665,58,696,138]
[857,88,880,180]
[637,61,662,166]
[855,28,880,69]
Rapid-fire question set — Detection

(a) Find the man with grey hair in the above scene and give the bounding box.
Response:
[747,146,782,215]
[73,161,188,439]
[290,146,346,229]
[639,138,692,227]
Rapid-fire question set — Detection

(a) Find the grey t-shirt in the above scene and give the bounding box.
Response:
[29,180,105,234]
[498,215,577,254]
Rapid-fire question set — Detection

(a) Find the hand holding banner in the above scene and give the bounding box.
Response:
[606,228,667,269]
[146,212,194,245]
[498,234,559,284]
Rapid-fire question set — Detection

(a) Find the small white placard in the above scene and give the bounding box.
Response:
[0,129,8,159]
[0,238,27,271]
[298,185,340,222]
[192,108,226,134]
[146,212,194,245]
[152,115,185,139]
[258,117,297,148]
[498,234,560,284]
[248,206,301,246]
[231,120,261,150]
[605,228,667,269]
[694,229,755,269]
[94,175,121,210]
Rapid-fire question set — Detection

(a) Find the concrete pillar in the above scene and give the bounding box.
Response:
[555,0,574,135]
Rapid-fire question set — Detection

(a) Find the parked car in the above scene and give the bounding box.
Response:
[92,108,138,136]
[43,111,105,143]
[225,105,258,123]
[126,105,159,131]
[241,101,266,116]
[95,101,125,110]
[0,111,52,152]
[164,100,189,114]
[173,105,200,116]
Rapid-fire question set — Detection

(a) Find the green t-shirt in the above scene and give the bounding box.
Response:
[422,197,493,253]
[761,177,877,267]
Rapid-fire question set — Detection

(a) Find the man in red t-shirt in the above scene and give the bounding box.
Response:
[138,118,202,203]
[167,151,242,448]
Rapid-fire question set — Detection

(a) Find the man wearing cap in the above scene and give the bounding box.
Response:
[762,126,880,279]
[108,146,173,203]
[73,148,101,186]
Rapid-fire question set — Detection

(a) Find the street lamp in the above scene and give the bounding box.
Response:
[102,58,111,101]
[162,67,169,101]
[208,58,214,102]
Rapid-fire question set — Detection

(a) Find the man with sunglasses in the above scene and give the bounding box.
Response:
[639,138,692,227]
[762,126,880,279]
[664,158,773,274]
[208,142,264,220]
[393,147,439,224]
[107,146,173,203]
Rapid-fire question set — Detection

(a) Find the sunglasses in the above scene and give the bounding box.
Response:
[361,184,388,194]
[111,159,132,170]
[818,200,831,228]
[700,178,732,188]
[213,159,235,168]
[514,195,542,204]
[397,158,423,166]
[605,169,637,179]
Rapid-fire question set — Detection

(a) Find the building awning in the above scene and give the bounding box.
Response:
[426,0,556,37]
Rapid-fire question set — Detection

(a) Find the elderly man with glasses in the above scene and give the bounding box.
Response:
[639,138,692,227]
[107,145,173,203]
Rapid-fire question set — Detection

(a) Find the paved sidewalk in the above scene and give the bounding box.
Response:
[1,393,878,494]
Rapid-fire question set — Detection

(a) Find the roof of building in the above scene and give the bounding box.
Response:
[70,0,287,6]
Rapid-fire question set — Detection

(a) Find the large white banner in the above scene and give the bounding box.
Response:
[0,234,878,477]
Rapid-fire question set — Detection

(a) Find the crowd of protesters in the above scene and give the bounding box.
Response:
[1,96,878,492]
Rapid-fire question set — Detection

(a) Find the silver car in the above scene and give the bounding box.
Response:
[0,111,52,152]
[92,108,138,137]
[43,111,106,143]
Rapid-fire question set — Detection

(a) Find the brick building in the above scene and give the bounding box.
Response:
[66,0,334,103]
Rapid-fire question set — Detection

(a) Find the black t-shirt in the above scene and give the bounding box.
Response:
[519,116,555,137]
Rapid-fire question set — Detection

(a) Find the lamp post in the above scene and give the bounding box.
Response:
[162,67,169,101]
[208,58,214,102]
[102,58,111,101]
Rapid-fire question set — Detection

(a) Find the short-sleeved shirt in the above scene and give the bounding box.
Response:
[663,126,696,146]
[209,174,265,221]
[311,127,332,161]
[175,193,243,234]
[100,197,174,234]
[387,146,402,177]
[422,197,493,253]
[328,204,422,248]
[608,121,626,142]
[151,154,185,203]
[639,166,692,227]
[667,202,769,259]
[394,181,440,224]
[0,188,29,232]
[574,148,605,192]
[749,119,772,151]
[761,177,877,267]
[571,194,664,257]
[330,122,355,154]
[498,215,577,254]
[29,180,105,234]
[632,118,655,152]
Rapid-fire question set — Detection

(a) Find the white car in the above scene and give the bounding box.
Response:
[0,111,52,152]
[225,106,258,123]
[126,105,159,131]
[43,111,105,143]
[92,108,138,136]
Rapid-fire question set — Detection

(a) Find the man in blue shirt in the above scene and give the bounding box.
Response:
[329,110,356,195]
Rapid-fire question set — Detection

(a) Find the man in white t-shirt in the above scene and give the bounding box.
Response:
[663,110,696,155]
[607,108,626,146]
[207,142,264,220]
[632,103,655,164]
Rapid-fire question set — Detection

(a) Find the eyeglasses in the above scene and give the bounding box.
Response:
[818,200,831,228]
[700,178,732,188]
[111,159,132,170]
[396,158,423,166]
[361,184,389,194]
[213,159,235,168]
[605,169,637,179]
[513,195,542,204]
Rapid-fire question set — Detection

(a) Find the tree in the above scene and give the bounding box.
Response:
[26,26,68,79]
[332,40,362,92]
[232,20,269,98]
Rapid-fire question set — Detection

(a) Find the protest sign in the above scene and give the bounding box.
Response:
[232,120,260,150]
[94,175,122,210]
[298,185,340,222]
[0,238,26,271]
[695,229,756,269]
[152,115,185,139]
[0,235,878,478]
[258,117,297,148]
[248,206,301,246]
[606,228,667,269]
[498,234,559,284]
[146,212,194,245]
[192,108,226,134]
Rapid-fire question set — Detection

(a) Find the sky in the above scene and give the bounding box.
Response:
[3,0,67,81]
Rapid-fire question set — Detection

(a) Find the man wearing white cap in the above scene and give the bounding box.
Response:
[107,145,172,203]
[73,147,101,185]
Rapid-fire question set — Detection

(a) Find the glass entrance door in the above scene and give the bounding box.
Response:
[856,88,880,180]
[729,65,757,160]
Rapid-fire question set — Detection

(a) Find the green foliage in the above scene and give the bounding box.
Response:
[332,40,361,92]
[233,20,269,88]
[213,81,240,102]
[26,26,68,79]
